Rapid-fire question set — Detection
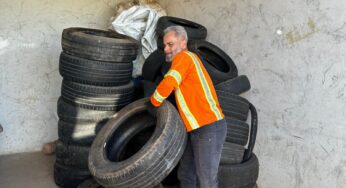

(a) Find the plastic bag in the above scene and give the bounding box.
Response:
[111,2,166,77]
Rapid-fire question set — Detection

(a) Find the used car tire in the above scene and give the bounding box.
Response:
[78,178,103,188]
[217,90,249,121]
[58,119,107,146]
[225,117,249,146]
[62,27,138,62]
[156,16,207,50]
[156,16,207,39]
[142,80,157,97]
[57,97,117,123]
[61,80,134,111]
[189,40,238,84]
[243,103,258,161]
[220,142,245,165]
[55,140,89,168]
[88,98,187,188]
[215,75,251,95]
[218,153,259,188]
[59,52,133,86]
[54,162,91,188]
[142,49,166,82]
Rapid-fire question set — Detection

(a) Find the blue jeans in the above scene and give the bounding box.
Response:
[178,119,227,188]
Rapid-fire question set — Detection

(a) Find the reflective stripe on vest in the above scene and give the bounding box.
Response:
[165,69,182,85]
[175,88,199,130]
[185,52,223,120]
[153,90,166,103]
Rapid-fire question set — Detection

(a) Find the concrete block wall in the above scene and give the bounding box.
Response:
[157,0,346,187]
[0,0,124,155]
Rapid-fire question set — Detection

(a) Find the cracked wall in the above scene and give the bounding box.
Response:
[157,0,346,187]
[0,0,122,155]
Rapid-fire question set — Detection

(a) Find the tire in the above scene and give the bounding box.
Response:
[59,52,133,86]
[225,117,249,146]
[62,27,138,62]
[157,36,164,49]
[160,61,172,76]
[189,40,238,84]
[142,49,166,81]
[218,154,259,188]
[243,103,258,161]
[217,90,249,121]
[88,98,187,188]
[54,162,91,188]
[154,74,164,85]
[142,80,157,97]
[78,178,103,188]
[55,140,89,168]
[58,119,107,146]
[61,80,134,111]
[220,142,245,165]
[161,166,179,186]
[156,16,207,39]
[215,75,251,95]
[57,97,117,123]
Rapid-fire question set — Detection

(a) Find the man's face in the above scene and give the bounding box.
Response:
[163,31,187,62]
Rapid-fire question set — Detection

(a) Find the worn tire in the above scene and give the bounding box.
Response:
[62,27,138,62]
[88,98,187,188]
[243,103,258,161]
[142,80,157,97]
[157,36,164,49]
[161,61,171,76]
[54,162,91,188]
[225,117,249,146]
[55,140,89,168]
[58,119,107,146]
[61,80,134,111]
[57,97,117,123]
[78,178,103,188]
[220,142,245,165]
[156,16,207,39]
[142,49,166,81]
[59,52,133,86]
[217,90,249,121]
[215,75,251,95]
[189,40,238,84]
[219,154,259,188]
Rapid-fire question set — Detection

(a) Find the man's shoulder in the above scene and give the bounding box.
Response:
[173,50,196,62]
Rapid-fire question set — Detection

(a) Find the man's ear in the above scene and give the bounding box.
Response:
[181,39,188,49]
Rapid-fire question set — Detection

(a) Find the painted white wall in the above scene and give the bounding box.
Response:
[0,0,123,155]
[157,0,346,188]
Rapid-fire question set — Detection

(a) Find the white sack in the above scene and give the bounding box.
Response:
[112,4,166,77]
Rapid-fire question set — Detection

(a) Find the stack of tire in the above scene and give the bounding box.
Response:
[54,27,138,188]
[142,16,259,188]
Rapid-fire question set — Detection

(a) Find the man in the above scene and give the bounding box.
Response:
[149,25,227,188]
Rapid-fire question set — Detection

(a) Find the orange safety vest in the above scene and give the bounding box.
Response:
[150,50,224,132]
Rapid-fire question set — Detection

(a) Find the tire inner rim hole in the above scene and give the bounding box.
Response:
[105,113,156,162]
[198,47,230,72]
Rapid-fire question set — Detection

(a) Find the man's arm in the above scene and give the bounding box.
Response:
[150,53,191,106]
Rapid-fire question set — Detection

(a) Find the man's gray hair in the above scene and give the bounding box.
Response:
[163,26,188,42]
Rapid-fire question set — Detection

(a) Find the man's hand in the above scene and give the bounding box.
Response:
[146,101,158,117]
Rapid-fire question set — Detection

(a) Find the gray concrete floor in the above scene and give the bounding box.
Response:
[0,152,178,188]
[0,152,58,188]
